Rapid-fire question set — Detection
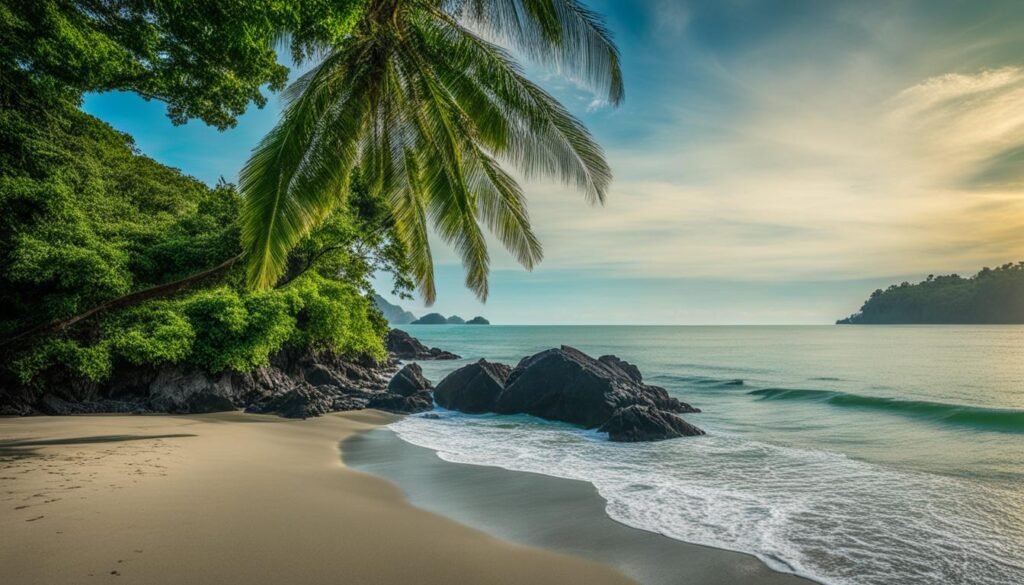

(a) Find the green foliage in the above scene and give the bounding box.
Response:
[11,338,113,385]
[239,0,623,302]
[0,74,238,336]
[105,305,195,366]
[1,0,368,128]
[1,72,397,387]
[838,263,1024,324]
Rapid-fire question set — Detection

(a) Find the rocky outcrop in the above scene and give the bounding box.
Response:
[253,385,337,419]
[598,405,705,441]
[387,364,432,396]
[434,359,512,413]
[497,346,698,428]
[446,315,465,324]
[2,346,405,417]
[1,330,469,418]
[385,329,459,360]
[149,368,238,414]
[465,316,490,325]
[365,363,436,414]
[434,346,703,441]
[367,390,434,414]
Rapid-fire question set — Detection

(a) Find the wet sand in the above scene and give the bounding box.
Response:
[344,427,817,585]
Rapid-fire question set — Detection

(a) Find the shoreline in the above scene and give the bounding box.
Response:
[344,426,816,585]
[0,412,633,585]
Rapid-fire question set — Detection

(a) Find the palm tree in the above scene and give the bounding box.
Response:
[240,0,623,303]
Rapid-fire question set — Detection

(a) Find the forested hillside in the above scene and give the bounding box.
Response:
[0,70,407,390]
[838,263,1024,324]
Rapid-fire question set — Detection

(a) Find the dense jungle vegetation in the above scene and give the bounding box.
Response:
[838,263,1024,324]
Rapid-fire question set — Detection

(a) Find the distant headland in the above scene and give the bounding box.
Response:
[373,294,489,325]
[838,262,1024,324]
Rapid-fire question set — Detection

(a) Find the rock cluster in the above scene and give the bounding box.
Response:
[385,329,459,360]
[435,346,703,441]
[3,331,449,418]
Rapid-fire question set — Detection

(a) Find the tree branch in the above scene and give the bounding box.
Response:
[0,253,243,350]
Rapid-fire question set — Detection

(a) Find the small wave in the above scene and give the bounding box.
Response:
[748,388,1024,433]
[651,374,745,387]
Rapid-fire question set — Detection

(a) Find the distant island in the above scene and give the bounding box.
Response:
[373,295,489,325]
[838,262,1024,324]
[411,313,489,325]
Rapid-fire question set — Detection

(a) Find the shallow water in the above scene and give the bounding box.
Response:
[390,325,1024,585]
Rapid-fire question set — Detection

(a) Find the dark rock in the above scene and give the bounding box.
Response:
[497,346,698,429]
[421,413,441,419]
[332,395,371,412]
[0,403,34,416]
[368,390,434,414]
[385,329,459,360]
[36,394,149,415]
[388,363,433,397]
[303,363,346,388]
[598,405,705,442]
[434,359,512,413]
[465,316,490,325]
[148,368,238,414]
[598,355,643,384]
[261,385,335,419]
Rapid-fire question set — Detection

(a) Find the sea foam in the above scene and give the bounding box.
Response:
[390,412,1024,585]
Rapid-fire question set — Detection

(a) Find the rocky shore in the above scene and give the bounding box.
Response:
[0,329,448,418]
[434,346,704,441]
[2,333,703,442]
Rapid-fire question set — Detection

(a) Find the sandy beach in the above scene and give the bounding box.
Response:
[0,412,634,585]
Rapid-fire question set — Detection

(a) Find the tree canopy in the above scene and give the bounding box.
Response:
[1,0,366,128]
[837,263,1024,324]
[0,70,403,386]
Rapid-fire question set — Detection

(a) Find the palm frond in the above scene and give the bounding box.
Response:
[450,0,624,105]
[239,43,372,289]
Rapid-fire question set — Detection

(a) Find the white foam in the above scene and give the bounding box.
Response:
[390,412,1024,585]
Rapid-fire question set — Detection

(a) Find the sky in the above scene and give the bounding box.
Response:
[83,0,1024,324]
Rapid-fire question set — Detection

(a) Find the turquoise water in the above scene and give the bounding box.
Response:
[390,325,1024,585]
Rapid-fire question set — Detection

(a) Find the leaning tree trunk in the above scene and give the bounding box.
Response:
[0,253,243,350]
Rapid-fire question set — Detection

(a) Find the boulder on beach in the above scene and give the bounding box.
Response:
[259,385,336,419]
[497,346,699,429]
[149,367,238,414]
[387,363,433,396]
[434,359,512,413]
[598,405,705,442]
[367,390,434,414]
[432,346,703,441]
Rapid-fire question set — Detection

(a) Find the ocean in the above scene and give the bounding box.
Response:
[387,325,1024,585]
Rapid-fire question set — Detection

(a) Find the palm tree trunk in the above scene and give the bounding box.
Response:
[0,253,243,350]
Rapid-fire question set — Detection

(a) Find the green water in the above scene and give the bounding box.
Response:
[391,325,1024,585]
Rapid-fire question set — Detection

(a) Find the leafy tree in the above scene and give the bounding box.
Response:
[838,263,1024,324]
[0,72,403,386]
[1,0,367,128]
[240,0,624,303]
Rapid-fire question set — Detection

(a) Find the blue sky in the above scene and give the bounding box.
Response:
[83,0,1024,324]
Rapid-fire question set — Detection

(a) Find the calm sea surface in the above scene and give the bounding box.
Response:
[390,325,1024,585]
